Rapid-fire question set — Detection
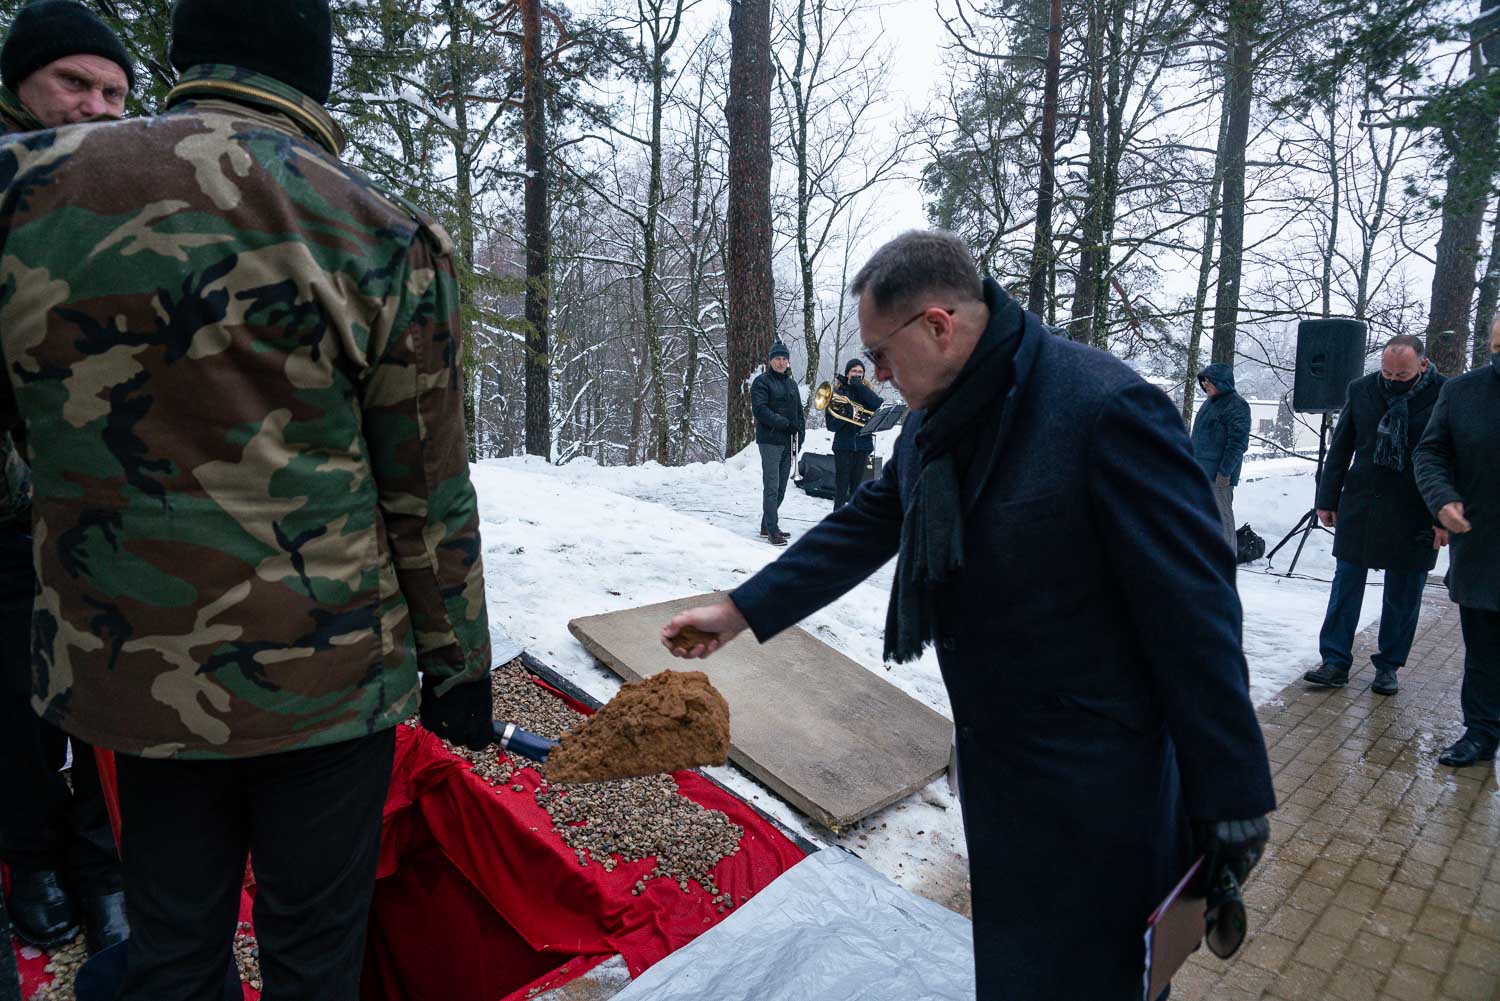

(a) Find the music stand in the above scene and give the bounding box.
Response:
[1264,412,1335,576]
[858,403,907,437]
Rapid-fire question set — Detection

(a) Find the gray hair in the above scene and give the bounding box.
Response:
[1384,334,1425,359]
[848,230,983,315]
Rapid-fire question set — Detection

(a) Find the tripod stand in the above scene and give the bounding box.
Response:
[1265,412,1335,576]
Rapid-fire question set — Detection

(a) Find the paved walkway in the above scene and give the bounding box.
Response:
[1174,592,1500,1001]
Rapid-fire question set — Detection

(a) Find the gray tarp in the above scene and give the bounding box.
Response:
[612,848,975,1001]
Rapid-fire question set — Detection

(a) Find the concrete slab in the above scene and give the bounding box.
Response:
[568,593,953,831]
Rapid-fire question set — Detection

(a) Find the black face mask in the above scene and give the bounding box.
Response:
[1381,374,1418,395]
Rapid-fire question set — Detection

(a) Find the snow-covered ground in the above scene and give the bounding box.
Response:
[470,442,1449,911]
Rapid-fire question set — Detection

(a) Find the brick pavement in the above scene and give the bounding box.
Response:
[1174,592,1500,1001]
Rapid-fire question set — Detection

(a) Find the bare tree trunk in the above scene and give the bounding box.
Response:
[1070,0,1106,342]
[444,0,480,459]
[1027,0,1062,317]
[1210,0,1261,366]
[788,0,819,411]
[522,0,551,459]
[1319,88,1339,319]
[1183,96,1231,424]
[1473,204,1500,368]
[727,0,774,455]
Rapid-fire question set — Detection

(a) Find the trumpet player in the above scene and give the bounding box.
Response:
[831,359,883,508]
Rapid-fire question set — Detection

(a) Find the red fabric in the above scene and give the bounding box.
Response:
[16,678,804,1001]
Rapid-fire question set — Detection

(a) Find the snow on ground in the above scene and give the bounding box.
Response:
[470,443,1449,911]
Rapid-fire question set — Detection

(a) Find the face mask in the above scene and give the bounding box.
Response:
[1381,375,1417,395]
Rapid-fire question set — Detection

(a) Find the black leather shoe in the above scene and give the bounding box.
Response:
[1303,663,1349,688]
[1439,735,1498,768]
[82,890,130,955]
[5,866,80,948]
[1372,667,1399,695]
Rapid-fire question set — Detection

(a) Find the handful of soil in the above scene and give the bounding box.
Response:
[666,625,720,655]
[545,670,730,784]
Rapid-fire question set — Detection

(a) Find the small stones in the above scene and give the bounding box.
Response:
[28,936,86,1001]
[234,921,263,993]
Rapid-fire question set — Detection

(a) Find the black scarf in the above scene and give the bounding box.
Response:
[884,292,1024,664]
[1373,364,1434,472]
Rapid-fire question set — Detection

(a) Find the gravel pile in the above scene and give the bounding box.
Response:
[26,937,85,1001]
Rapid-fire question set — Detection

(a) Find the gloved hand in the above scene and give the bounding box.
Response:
[1195,816,1270,905]
[419,674,493,751]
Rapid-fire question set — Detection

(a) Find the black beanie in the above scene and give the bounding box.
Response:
[1,1,136,93]
[169,0,332,104]
[844,357,867,376]
[768,340,791,362]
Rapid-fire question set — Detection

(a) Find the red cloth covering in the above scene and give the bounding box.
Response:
[18,678,803,1001]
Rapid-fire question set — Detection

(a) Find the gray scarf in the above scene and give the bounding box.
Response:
[1373,364,1434,472]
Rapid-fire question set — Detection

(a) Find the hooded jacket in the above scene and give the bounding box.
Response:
[1191,363,1252,486]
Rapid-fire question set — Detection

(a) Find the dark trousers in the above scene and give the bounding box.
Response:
[0,529,119,893]
[832,451,869,509]
[758,443,792,534]
[1317,559,1428,674]
[116,729,396,1001]
[1459,606,1500,744]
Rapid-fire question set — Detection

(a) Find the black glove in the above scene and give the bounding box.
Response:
[1193,815,1270,959]
[419,674,493,751]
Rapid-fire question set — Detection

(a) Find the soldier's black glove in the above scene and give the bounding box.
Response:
[1193,815,1270,958]
[419,674,493,751]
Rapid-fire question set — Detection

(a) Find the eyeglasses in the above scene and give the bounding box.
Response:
[863,306,954,368]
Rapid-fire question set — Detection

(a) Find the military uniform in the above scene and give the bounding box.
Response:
[0,81,121,943]
[0,64,491,998]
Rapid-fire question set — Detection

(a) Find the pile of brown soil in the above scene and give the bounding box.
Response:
[545,670,730,784]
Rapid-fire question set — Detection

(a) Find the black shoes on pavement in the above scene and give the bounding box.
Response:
[767,531,789,547]
[1371,667,1399,695]
[5,866,80,948]
[1439,734,1498,768]
[1303,664,1349,688]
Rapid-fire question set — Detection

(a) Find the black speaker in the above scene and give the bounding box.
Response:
[1293,318,1366,413]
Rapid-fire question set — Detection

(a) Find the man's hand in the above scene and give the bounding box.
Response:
[1194,816,1271,907]
[1317,509,1336,529]
[1434,526,1450,549]
[419,674,494,751]
[1215,473,1230,487]
[661,601,749,659]
[1437,502,1471,534]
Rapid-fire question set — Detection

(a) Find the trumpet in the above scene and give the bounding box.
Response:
[814,378,876,430]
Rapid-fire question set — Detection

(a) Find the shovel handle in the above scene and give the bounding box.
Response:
[492,721,559,764]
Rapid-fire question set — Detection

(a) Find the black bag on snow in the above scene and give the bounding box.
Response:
[1235,523,1266,564]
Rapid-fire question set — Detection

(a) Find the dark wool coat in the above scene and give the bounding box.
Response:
[1191,363,1252,485]
[732,292,1276,1001]
[751,369,805,448]
[1414,365,1500,612]
[1316,370,1446,573]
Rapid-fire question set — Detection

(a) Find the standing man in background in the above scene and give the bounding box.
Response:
[1192,362,1252,549]
[1304,336,1445,696]
[829,357,882,509]
[0,0,133,956]
[0,1,493,996]
[751,340,804,546]
[1414,317,1500,768]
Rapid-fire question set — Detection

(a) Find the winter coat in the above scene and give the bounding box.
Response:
[1414,365,1500,612]
[0,87,41,535]
[731,283,1275,1001]
[0,65,492,759]
[1316,370,1445,573]
[751,368,805,448]
[1191,363,1252,485]
[829,376,883,453]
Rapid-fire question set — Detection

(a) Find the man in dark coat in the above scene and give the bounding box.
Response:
[1192,362,1252,548]
[661,231,1275,1001]
[0,0,133,956]
[829,357,883,509]
[1304,336,1446,696]
[750,340,805,546]
[1413,316,1500,768]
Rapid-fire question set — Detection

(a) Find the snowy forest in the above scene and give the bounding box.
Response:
[11,0,1499,463]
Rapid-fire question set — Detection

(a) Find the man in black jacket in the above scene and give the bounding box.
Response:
[1304,336,1446,696]
[750,340,805,546]
[661,231,1275,1001]
[829,357,882,509]
[1191,362,1252,548]
[1413,317,1500,768]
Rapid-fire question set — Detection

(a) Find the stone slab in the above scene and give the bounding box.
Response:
[568,593,953,831]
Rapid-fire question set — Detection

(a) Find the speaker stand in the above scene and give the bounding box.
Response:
[1265,412,1335,577]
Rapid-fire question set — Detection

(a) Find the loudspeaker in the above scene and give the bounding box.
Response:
[1293,318,1365,413]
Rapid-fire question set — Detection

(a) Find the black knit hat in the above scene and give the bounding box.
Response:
[768,340,791,362]
[844,357,866,376]
[169,0,332,104]
[1,1,135,93]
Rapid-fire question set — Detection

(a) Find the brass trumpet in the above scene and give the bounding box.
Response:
[814,378,876,430]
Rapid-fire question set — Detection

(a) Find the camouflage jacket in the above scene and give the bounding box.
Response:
[0,86,40,531]
[0,65,491,759]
